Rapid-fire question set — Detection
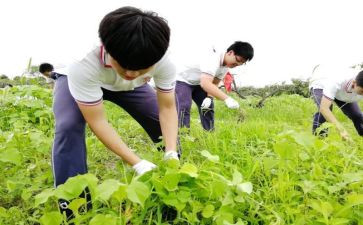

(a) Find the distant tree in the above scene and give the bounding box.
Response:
[0,74,13,88]
[0,74,9,79]
[352,62,363,69]
[234,78,310,107]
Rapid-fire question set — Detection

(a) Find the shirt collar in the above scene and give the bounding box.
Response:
[345,79,354,93]
[100,46,112,68]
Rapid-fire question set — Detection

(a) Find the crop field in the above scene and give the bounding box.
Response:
[0,85,362,225]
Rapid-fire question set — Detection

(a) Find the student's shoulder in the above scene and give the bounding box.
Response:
[153,51,176,74]
[68,46,109,77]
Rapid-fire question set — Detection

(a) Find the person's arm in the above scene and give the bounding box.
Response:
[205,77,221,97]
[156,90,178,152]
[77,101,141,165]
[319,96,350,140]
[200,73,228,100]
[200,73,239,109]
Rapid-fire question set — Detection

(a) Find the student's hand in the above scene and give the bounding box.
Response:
[201,97,213,110]
[132,160,157,175]
[224,97,239,109]
[164,151,179,160]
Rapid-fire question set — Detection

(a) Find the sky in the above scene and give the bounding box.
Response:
[0,0,362,87]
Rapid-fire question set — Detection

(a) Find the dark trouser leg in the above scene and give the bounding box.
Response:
[52,75,88,186]
[52,76,89,221]
[335,99,363,135]
[192,85,214,131]
[175,81,193,129]
[102,84,181,156]
[102,84,162,143]
[311,88,332,136]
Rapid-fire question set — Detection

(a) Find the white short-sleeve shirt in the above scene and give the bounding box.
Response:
[310,65,363,103]
[65,46,176,105]
[176,46,229,85]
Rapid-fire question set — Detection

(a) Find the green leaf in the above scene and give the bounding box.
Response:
[292,132,314,149]
[6,180,18,192]
[223,218,246,225]
[0,148,21,165]
[236,182,253,194]
[89,214,117,225]
[232,170,243,185]
[177,190,191,203]
[210,180,228,198]
[68,198,86,216]
[165,158,180,169]
[21,189,32,201]
[329,218,350,225]
[273,140,297,159]
[39,211,63,225]
[35,188,55,206]
[55,174,97,200]
[214,206,234,225]
[95,179,121,201]
[55,179,87,200]
[0,207,9,218]
[342,172,363,183]
[298,180,316,194]
[346,194,363,206]
[221,192,234,206]
[112,184,127,202]
[163,194,186,211]
[201,150,220,162]
[179,164,198,177]
[151,175,167,197]
[80,173,99,190]
[162,172,180,191]
[190,200,203,214]
[126,180,151,207]
[202,204,215,218]
[309,200,333,220]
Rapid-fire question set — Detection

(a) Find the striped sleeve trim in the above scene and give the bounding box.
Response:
[76,98,103,106]
[156,87,174,93]
[322,94,333,101]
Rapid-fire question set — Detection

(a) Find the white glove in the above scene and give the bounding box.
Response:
[164,151,179,160]
[224,97,239,109]
[201,97,213,110]
[132,160,157,175]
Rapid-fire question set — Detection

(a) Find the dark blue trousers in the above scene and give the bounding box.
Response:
[175,81,214,131]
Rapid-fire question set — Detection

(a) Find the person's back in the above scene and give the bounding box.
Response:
[310,65,363,103]
[176,45,228,85]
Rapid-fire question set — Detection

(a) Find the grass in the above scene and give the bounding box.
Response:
[0,85,362,224]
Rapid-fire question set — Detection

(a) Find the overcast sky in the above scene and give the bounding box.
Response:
[0,0,362,86]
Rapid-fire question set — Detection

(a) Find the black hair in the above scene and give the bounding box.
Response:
[227,41,254,61]
[355,70,363,87]
[99,6,170,70]
[39,63,54,73]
